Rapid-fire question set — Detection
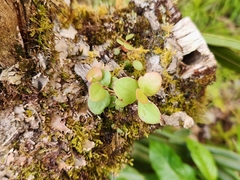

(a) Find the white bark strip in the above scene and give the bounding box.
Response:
[171,17,217,79]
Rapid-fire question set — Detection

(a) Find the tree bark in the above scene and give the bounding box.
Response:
[0,0,216,179]
[0,0,20,67]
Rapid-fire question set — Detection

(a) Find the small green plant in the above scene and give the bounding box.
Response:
[86,67,112,115]
[132,60,144,71]
[114,33,145,72]
[114,34,135,55]
[86,66,162,124]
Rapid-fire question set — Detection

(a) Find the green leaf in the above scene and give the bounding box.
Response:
[115,165,145,180]
[100,69,111,86]
[115,98,129,108]
[142,173,159,180]
[109,76,118,89]
[203,33,240,51]
[169,129,190,144]
[123,43,134,51]
[116,38,134,51]
[209,45,240,73]
[149,140,196,180]
[114,48,120,55]
[116,38,125,46]
[138,72,162,96]
[125,33,135,41]
[213,155,240,172]
[138,101,161,124]
[206,145,240,169]
[89,83,106,102]
[113,77,138,104]
[132,60,143,71]
[86,67,103,83]
[173,129,190,138]
[87,91,111,114]
[207,145,240,172]
[218,166,240,180]
[108,96,117,108]
[136,88,148,104]
[186,139,218,180]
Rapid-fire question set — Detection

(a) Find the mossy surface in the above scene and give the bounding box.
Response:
[0,0,216,179]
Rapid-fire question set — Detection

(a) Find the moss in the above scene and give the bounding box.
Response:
[29,0,54,50]
[122,46,148,77]
[25,109,33,117]
[60,72,70,81]
[156,70,212,120]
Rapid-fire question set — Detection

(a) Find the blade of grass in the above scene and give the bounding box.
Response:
[212,155,240,171]
[203,33,240,50]
[206,145,240,162]
[206,145,240,171]
[209,45,240,73]
[218,166,240,180]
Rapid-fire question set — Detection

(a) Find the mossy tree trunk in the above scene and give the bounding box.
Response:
[0,0,216,179]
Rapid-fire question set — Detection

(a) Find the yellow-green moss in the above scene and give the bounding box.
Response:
[29,0,54,50]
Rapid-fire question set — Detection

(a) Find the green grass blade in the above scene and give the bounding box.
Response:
[209,46,240,73]
[205,145,240,171]
[218,166,240,180]
[203,33,240,50]
[213,155,240,171]
[206,145,240,162]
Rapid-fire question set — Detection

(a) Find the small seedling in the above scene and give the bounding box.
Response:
[132,60,143,71]
[86,67,112,114]
[86,66,162,124]
[114,34,135,55]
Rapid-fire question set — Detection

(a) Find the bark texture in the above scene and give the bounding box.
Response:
[0,0,216,179]
[0,0,20,67]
